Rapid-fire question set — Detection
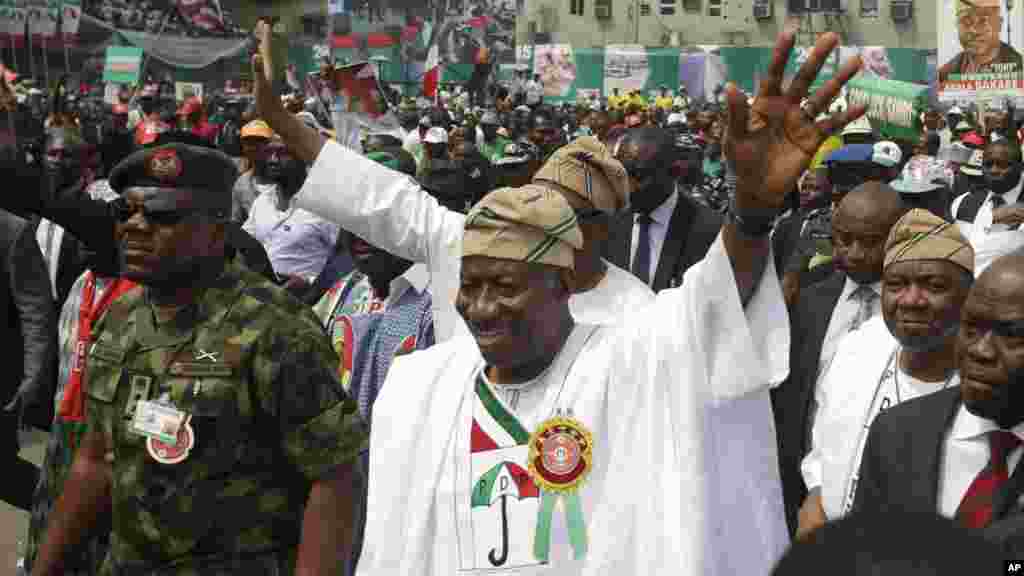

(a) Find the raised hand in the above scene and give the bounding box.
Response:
[725,31,865,217]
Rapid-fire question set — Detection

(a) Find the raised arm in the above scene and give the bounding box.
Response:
[250,20,463,266]
[723,30,864,305]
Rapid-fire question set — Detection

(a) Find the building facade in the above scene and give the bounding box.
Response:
[517,0,939,49]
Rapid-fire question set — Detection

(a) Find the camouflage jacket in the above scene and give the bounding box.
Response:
[84,261,366,575]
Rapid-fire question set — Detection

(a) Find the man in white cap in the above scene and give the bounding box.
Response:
[839,115,874,146]
[798,209,976,538]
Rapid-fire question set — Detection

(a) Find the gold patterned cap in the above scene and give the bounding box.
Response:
[884,209,975,273]
[532,136,632,214]
[463,184,584,270]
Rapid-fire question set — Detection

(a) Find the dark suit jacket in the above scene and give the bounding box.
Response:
[603,192,722,292]
[28,217,84,308]
[770,270,846,535]
[854,387,1024,554]
[0,210,56,418]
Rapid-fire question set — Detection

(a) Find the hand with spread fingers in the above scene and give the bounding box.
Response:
[725,31,866,219]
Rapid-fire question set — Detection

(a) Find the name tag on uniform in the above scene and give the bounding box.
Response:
[132,400,186,445]
[168,362,234,378]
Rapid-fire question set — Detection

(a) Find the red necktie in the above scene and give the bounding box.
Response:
[956,430,1022,529]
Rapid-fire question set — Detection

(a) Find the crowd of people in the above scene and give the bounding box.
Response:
[0,20,1022,576]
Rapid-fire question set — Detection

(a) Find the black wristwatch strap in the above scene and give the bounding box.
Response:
[729,207,776,238]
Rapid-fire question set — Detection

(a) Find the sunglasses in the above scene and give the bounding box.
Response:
[111,197,206,227]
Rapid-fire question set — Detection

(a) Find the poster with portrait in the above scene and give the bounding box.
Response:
[937,0,1024,104]
[533,44,576,98]
[604,45,650,95]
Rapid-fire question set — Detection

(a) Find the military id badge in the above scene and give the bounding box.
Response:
[528,413,593,562]
[131,399,186,445]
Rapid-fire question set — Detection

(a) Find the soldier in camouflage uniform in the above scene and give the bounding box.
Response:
[33,143,366,576]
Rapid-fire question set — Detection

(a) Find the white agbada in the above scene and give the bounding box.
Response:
[296,139,654,339]
[802,316,959,520]
[358,235,791,575]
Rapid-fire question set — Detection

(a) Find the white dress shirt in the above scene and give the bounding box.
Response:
[242,185,341,280]
[816,277,882,392]
[35,218,64,301]
[952,182,1024,274]
[939,406,1024,518]
[629,190,678,285]
[803,316,956,519]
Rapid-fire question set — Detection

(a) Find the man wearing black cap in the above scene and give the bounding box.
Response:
[33,144,366,575]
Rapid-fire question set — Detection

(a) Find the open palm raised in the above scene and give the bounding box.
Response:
[726,31,865,217]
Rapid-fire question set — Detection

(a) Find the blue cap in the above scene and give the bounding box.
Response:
[824,144,874,165]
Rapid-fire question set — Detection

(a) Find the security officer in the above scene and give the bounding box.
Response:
[32,143,365,576]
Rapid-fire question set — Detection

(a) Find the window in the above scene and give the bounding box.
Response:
[570,0,585,15]
[660,0,676,15]
[640,1,651,16]
[683,0,701,11]
[708,0,722,16]
[860,0,878,17]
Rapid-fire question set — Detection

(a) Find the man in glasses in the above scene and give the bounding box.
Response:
[605,126,722,292]
[939,0,1023,85]
[33,143,366,575]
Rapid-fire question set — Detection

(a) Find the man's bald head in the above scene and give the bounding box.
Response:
[958,249,1024,428]
[836,181,906,227]
[832,182,907,284]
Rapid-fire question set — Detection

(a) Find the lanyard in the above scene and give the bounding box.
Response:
[58,273,136,422]
[840,346,955,515]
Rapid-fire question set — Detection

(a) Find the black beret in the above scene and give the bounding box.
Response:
[108,143,238,210]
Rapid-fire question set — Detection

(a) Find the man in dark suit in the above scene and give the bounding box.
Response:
[604,126,722,291]
[771,182,906,535]
[0,208,55,511]
[854,250,1024,553]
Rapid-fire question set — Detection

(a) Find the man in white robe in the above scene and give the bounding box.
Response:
[259,29,865,575]
[799,209,976,535]
[250,24,653,339]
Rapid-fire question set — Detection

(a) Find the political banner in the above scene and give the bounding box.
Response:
[604,45,649,95]
[103,46,143,84]
[846,75,928,141]
[61,0,81,44]
[937,0,1024,105]
[534,44,576,99]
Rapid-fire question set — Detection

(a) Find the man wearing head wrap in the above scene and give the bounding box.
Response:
[799,209,975,537]
[852,249,1024,549]
[951,138,1024,274]
[253,28,653,342]
[254,24,869,576]
[33,143,366,575]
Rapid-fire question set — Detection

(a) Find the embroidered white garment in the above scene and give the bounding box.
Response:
[357,235,790,576]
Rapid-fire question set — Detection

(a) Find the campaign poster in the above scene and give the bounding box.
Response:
[603,44,650,95]
[533,44,575,98]
[937,0,1024,104]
